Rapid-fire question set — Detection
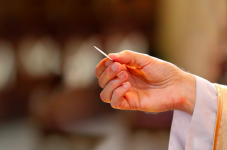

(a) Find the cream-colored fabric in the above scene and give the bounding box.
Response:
[169,76,217,150]
[213,84,227,150]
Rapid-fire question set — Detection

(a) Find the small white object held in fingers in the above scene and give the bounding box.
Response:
[94,46,113,61]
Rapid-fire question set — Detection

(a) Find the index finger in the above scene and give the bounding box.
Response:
[95,57,113,78]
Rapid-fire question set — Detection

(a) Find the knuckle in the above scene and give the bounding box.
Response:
[95,64,98,70]
[110,99,122,109]
[110,102,117,109]
[106,73,113,81]
[106,69,112,77]
[98,78,104,88]
[95,67,99,78]
[118,101,124,109]
[122,50,130,55]
[113,88,121,97]
[109,80,118,87]
[100,92,106,101]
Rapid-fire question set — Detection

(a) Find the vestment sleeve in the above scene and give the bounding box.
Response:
[169,75,218,150]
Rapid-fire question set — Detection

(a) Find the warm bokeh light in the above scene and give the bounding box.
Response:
[18,36,61,77]
[0,41,15,91]
[63,36,102,89]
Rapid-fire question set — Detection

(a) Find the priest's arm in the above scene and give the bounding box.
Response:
[95,50,225,150]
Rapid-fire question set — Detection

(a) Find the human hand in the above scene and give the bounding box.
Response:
[95,50,196,114]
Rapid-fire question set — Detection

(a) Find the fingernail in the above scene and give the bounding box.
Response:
[105,60,112,67]
[117,71,125,79]
[111,63,118,72]
[123,82,130,88]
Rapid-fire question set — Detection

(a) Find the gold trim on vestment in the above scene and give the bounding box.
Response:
[213,84,227,150]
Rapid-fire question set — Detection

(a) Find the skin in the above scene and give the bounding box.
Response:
[95,50,196,115]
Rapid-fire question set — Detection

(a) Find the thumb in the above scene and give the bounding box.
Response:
[109,50,153,68]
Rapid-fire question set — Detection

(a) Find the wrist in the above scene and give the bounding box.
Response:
[179,72,196,115]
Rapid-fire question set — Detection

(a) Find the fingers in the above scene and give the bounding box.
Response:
[110,82,131,109]
[109,50,153,68]
[95,58,113,78]
[100,71,128,103]
[98,62,122,88]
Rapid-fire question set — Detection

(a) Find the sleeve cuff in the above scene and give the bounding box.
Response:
[169,75,218,150]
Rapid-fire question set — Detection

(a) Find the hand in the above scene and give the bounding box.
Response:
[95,50,196,114]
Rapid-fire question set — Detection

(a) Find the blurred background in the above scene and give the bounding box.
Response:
[0,0,226,150]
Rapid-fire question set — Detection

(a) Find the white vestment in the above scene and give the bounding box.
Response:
[169,76,218,150]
